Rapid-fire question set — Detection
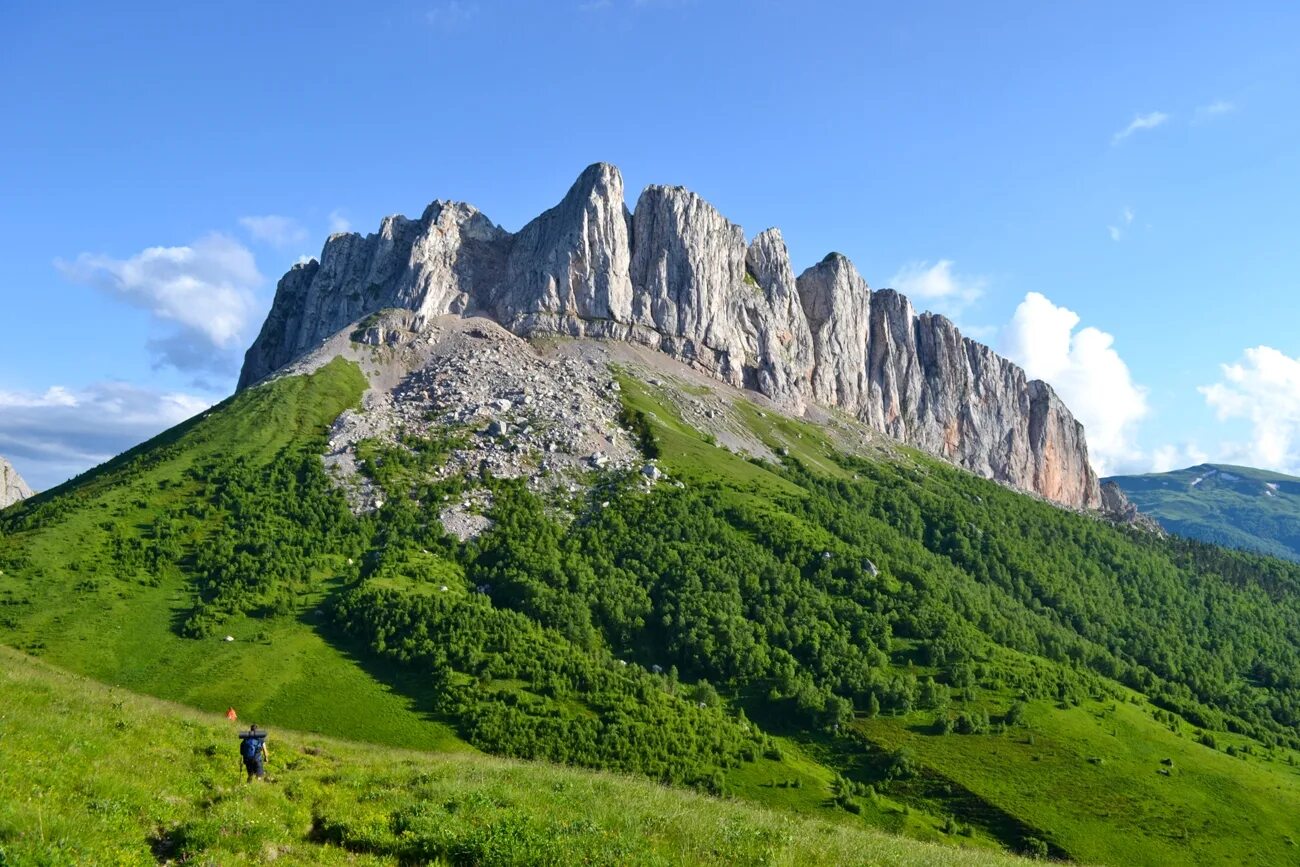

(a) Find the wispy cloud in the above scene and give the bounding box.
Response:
[1112,111,1169,144]
[1149,442,1209,473]
[0,382,212,490]
[427,1,478,29]
[1194,100,1235,122]
[56,233,262,374]
[1107,206,1136,242]
[238,214,308,248]
[888,259,986,321]
[328,209,352,234]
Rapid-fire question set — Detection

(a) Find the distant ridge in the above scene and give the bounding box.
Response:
[239,163,1100,509]
[1106,463,1300,561]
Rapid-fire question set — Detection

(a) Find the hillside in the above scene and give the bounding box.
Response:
[0,647,1027,866]
[4,340,1300,864]
[1107,463,1300,562]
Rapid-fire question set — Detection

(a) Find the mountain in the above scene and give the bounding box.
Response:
[0,456,33,507]
[5,339,1300,863]
[240,163,1100,511]
[1106,463,1300,561]
[8,166,1300,864]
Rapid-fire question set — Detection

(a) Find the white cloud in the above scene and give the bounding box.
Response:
[0,382,212,490]
[1150,442,1209,474]
[56,233,261,372]
[1000,292,1149,476]
[1112,111,1169,144]
[1200,346,1300,473]
[1195,100,1235,121]
[888,259,986,320]
[238,214,308,248]
[328,209,352,234]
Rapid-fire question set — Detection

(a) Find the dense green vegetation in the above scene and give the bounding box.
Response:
[0,647,1029,866]
[1108,463,1300,561]
[5,356,1300,864]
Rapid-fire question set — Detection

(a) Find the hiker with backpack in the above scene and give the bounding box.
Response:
[238,724,270,782]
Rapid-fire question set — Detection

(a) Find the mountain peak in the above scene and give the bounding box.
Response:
[238,163,1101,510]
[0,457,33,508]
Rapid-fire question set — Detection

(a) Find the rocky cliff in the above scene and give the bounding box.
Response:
[240,163,1101,510]
[0,457,33,508]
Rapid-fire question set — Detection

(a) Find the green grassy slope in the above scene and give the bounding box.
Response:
[5,356,1300,865]
[623,382,1300,866]
[1107,463,1300,561]
[0,647,1029,867]
[860,695,1300,865]
[0,357,967,854]
[0,358,463,752]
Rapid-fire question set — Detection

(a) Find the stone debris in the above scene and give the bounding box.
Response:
[309,316,642,534]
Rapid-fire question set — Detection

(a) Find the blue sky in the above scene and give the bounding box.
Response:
[3,1,1300,489]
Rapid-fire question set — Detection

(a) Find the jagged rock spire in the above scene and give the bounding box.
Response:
[1,457,33,508]
[238,163,1101,509]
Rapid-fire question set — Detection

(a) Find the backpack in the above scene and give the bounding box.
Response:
[240,736,264,759]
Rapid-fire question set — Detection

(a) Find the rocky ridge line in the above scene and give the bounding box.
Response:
[240,163,1101,510]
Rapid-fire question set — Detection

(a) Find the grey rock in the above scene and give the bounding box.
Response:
[1100,480,1163,533]
[497,162,634,332]
[239,163,1102,509]
[0,457,33,508]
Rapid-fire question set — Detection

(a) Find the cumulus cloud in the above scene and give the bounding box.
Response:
[1200,346,1300,473]
[888,259,986,320]
[0,382,212,490]
[238,214,308,248]
[1112,111,1169,144]
[1000,292,1149,476]
[56,233,261,373]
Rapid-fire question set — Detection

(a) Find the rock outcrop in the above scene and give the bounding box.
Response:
[240,163,1102,509]
[0,457,33,508]
[1100,480,1163,533]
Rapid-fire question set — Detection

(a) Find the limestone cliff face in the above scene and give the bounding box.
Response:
[1,457,33,508]
[239,163,1102,509]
